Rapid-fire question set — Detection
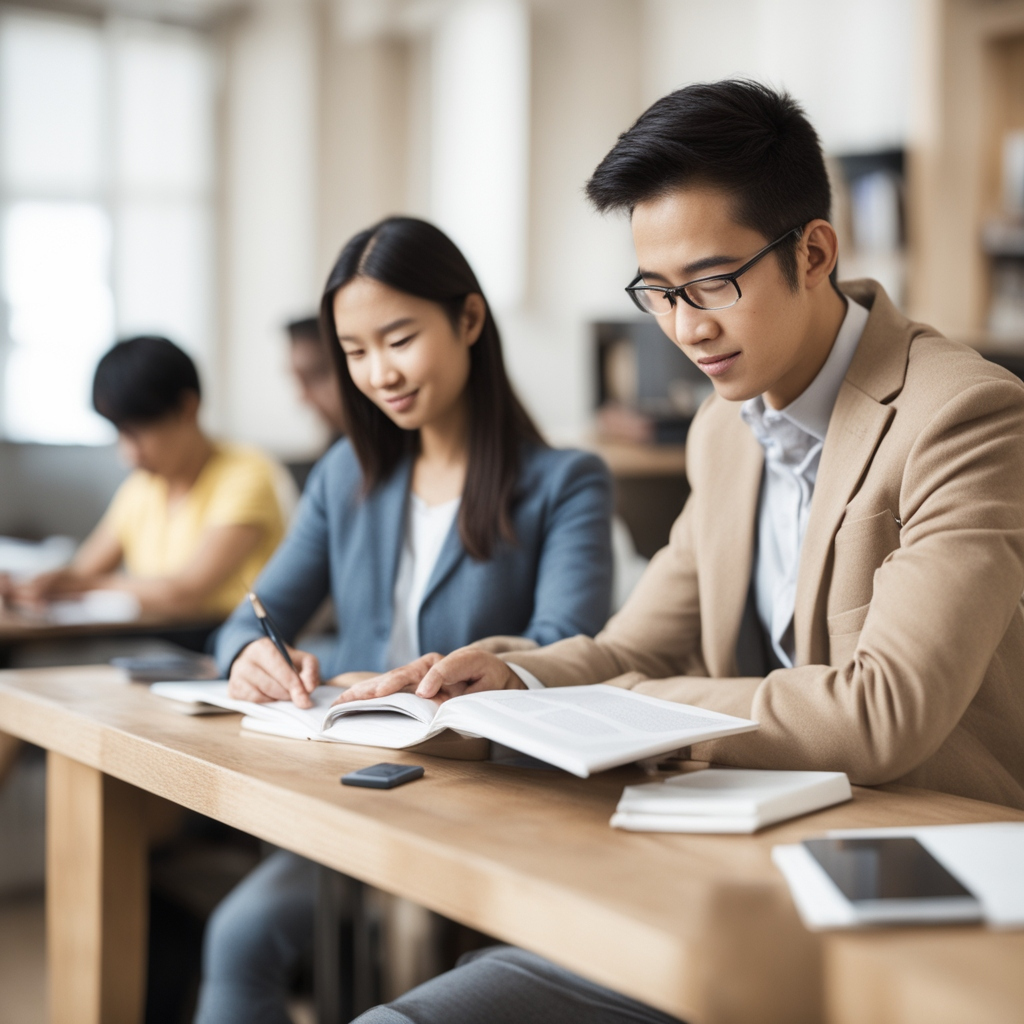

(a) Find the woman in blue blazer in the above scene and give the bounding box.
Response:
[194,217,613,1024]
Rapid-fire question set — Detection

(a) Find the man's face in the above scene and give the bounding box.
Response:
[289,337,346,435]
[630,187,813,406]
[116,404,193,477]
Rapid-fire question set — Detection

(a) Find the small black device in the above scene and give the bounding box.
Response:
[110,652,218,684]
[341,763,425,789]
[803,836,982,923]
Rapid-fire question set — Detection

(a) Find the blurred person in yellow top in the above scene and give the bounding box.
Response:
[9,336,290,621]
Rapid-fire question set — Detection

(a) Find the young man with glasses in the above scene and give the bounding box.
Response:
[344,80,1024,1024]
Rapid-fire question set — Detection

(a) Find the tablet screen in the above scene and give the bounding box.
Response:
[803,836,975,903]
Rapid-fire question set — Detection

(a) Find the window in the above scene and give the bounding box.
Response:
[0,11,216,444]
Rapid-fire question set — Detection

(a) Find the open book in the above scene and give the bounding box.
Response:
[150,681,758,778]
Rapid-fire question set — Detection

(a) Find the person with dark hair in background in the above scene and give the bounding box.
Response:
[285,315,346,439]
[344,80,1024,1024]
[9,336,291,621]
[192,217,613,1024]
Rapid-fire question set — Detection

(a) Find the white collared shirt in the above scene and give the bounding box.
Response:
[385,493,461,670]
[740,297,869,667]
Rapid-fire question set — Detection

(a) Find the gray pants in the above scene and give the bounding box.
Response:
[351,945,685,1024]
[193,850,315,1024]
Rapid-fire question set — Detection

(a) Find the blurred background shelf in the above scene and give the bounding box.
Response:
[908,0,1024,352]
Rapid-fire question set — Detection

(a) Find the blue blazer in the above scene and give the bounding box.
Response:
[215,440,613,676]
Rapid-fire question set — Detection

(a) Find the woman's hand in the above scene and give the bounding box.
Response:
[227,638,321,708]
[334,648,524,706]
[333,653,445,705]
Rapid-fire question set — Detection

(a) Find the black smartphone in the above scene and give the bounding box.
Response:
[341,763,425,790]
[803,836,982,923]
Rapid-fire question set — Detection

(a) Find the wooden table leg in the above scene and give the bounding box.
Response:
[46,752,149,1024]
[0,731,21,787]
[314,868,381,1024]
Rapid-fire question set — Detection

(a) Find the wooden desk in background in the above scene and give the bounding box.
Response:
[1,665,1021,1024]
[584,437,688,558]
[0,611,220,786]
[0,608,221,649]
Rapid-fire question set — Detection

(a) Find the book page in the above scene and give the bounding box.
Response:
[436,684,757,777]
[151,681,341,738]
[319,692,438,748]
[322,692,438,729]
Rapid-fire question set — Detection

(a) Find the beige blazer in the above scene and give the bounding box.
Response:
[509,281,1024,809]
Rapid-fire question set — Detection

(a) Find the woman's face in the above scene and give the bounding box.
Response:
[332,277,484,432]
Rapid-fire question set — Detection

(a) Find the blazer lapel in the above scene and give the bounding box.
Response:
[793,385,893,664]
[699,408,764,677]
[792,280,914,665]
[419,512,466,610]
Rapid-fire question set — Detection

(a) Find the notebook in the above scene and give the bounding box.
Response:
[610,768,852,833]
[150,681,758,779]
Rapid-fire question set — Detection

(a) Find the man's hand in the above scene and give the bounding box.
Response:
[335,648,524,707]
[11,569,88,608]
[227,638,321,708]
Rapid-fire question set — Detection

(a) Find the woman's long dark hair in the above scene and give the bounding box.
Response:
[320,216,545,560]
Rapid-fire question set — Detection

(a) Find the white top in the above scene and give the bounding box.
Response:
[511,297,870,689]
[739,298,869,667]
[385,493,461,670]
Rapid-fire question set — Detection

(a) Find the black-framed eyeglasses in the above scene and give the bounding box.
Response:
[625,226,803,315]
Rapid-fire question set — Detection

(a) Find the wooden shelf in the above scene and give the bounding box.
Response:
[908,1,1024,336]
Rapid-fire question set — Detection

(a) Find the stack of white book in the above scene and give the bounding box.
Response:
[611,768,852,833]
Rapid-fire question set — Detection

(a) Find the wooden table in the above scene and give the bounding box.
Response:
[1,665,1022,1024]
[824,929,1024,1024]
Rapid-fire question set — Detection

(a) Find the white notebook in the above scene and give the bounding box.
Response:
[150,681,757,779]
[611,769,852,833]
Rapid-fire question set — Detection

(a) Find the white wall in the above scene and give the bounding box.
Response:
[501,0,643,441]
[431,0,530,311]
[221,0,324,458]
[642,0,914,154]
[213,0,918,453]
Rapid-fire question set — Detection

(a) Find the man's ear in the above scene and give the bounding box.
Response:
[178,390,201,422]
[460,293,487,347]
[800,219,839,289]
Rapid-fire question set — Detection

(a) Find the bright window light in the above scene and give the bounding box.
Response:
[114,23,215,194]
[2,203,115,443]
[0,12,216,445]
[0,15,104,194]
[115,199,213,364]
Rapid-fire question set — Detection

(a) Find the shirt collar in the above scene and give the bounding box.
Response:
[741,296,869,444]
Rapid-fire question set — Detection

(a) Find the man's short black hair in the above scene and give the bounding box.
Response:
[92,336,200,429]
[285,316,323,344]
[586,80,832,287]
